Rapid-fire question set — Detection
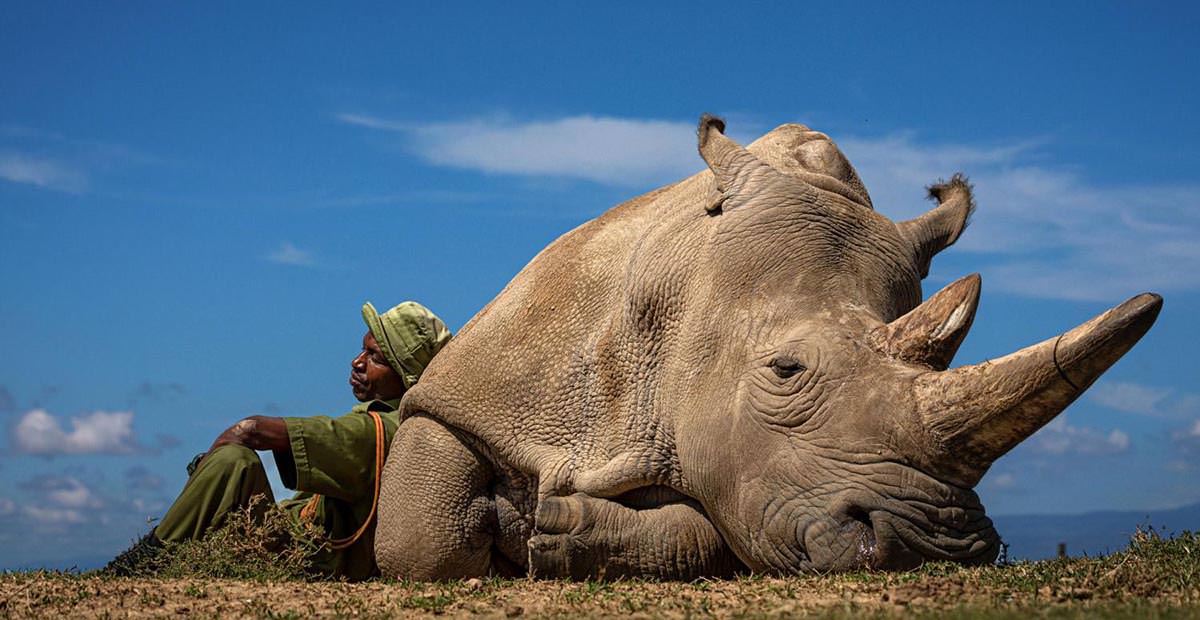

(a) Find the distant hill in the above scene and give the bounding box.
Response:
[991,502,1200,560]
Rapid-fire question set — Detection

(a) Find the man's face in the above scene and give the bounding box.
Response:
[350,330,407,402]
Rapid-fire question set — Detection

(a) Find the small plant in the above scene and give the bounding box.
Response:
[398,592,456,612]
[183,583,207,598]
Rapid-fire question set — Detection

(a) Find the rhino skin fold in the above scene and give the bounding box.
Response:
[373,116,1162,579]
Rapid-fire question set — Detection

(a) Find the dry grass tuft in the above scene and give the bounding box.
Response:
[124,495,326,581]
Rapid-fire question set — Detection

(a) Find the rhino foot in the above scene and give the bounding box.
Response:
[527,492,744,580]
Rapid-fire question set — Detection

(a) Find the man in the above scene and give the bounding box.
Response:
[106,301,451,580]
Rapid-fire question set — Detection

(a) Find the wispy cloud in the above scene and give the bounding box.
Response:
[14,475,104,529]
[339,113,727,186]
[0,469,172,556]
[1027,416,1131,456]
[12,409,139,455]
[987,472,1018,490]
[20,505,87,526]
[266,241,316,267]
[153,433,182,451]
[337,113,409,132]
[341,112,1199,301]
[1,469,169,544]
[0,125,159,195]
[1172,419,1200,456]
[128,381,187,405]
[1088,381,1200,418]
[838,134,1200,301]
[19,475,104,510]
[0,152,88,192]
[312,189,490,209]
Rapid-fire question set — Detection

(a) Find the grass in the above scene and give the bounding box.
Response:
[0,528,1195,618]
[117,495,326,581]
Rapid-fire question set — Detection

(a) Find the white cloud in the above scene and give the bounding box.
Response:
[988,472,1017,489]
[339,113,721,186]
[0,497,14,517]
[838,134,1200,301]
[1165,459,1192,473]
[1088,381,1174,416]
[1087,381,1200,418]
[44,477,103,509]
[21,505,86,525]
[266,241,315,267]
[1173,419,1200,446]
[1165,419,1200,464]
[12,409,139,455]
[342,112,1200,300]
[1173,395,1200,418]
[0,151,88,192]
[1028,417,1131,455]
[131,497,165,514]
[337,113,408,132]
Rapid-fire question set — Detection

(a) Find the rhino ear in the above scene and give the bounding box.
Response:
[873,273,980,370]
[697,114,779,214]
[897,174,975,278]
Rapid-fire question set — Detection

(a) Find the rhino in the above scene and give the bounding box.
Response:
[374,116,1162,579]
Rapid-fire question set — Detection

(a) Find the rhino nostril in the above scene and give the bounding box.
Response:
[844,506,873,525]
[833,504,879,566]
[840,504,872,530]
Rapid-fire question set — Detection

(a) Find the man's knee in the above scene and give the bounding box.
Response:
[155,444,273,543]
[187,444,272,501]
[197,444,264,475]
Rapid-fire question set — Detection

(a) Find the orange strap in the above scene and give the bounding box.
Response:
[299,410,386,550]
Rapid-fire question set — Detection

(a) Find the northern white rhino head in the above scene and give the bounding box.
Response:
[662,116,1162,572]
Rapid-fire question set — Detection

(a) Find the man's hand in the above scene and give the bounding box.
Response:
[208,416,290,453]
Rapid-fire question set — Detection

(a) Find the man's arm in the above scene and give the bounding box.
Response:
[208,416,290,453]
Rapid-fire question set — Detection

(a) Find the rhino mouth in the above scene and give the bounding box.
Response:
[744,461,1001,574]
[820,490,1000,571]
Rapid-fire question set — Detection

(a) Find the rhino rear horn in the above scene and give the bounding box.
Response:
[897,174,975,278]
[916,292,1162,486]
[697,114,779,213]
[874,274,981,370]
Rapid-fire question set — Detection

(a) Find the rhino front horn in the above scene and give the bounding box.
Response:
[915,292,1163,486]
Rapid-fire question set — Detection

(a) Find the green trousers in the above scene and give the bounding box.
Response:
[153,444,378,580]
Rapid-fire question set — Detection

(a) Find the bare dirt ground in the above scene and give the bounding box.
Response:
[3,530,1197,619]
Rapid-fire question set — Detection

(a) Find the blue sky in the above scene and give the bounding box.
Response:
[1,2,1198,569]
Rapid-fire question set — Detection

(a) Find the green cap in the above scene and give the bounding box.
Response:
[361,301,452,389]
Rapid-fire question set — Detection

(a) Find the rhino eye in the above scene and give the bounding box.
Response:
[770,358,807,378]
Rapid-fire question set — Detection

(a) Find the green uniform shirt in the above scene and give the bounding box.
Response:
[275,398,401,580]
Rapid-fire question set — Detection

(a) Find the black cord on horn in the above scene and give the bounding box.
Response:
[1052,334,1080,391]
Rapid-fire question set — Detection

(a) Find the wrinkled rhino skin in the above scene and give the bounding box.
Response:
[374,116,1162,579]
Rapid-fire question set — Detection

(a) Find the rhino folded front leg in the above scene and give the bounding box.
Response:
[528,492,744,580]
